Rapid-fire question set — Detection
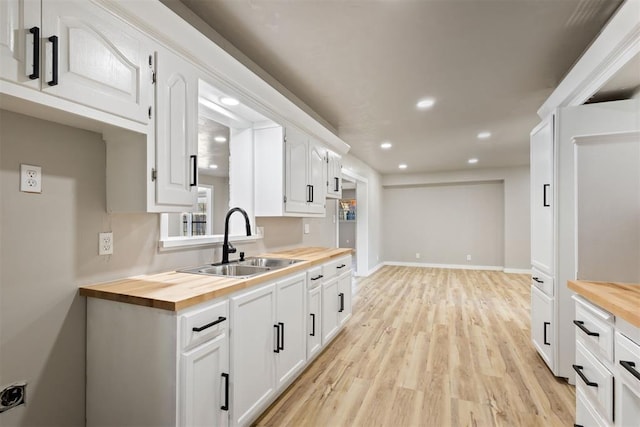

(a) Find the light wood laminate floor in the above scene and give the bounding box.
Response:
[255,266,575,427]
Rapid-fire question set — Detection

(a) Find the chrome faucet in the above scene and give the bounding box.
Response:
[221,207,252,264]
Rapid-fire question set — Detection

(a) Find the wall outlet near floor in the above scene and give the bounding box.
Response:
[303,223,310,234]
[466,254,472,261]
[20,164,42,193]
[0,382,26,413]
[415,253,420,259]
[99,232,113,255]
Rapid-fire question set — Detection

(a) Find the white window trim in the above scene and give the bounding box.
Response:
[159,214,262,250]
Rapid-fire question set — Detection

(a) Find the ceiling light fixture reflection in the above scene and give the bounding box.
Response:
[416,98,435,109]
[209,164,218,169]
[220,96,240,106]
[398,163,408,169]
[468,158,479,164]
[214,136,227,143]
[477,131,491,139]
[380,142,392,149]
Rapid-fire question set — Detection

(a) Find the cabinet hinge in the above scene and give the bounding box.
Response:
[284,196,287,203]
[148,106,152,119]
[152,72,156,84]
[151,168,157,181]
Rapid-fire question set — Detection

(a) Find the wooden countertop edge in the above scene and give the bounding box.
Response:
[79,248,353,312]
[568,280,640,328]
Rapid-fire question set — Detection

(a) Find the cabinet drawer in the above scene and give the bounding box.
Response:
[307,266,324,290]
[616,331,640,398]
[531,268,554,297]
[575,341,614,423]
[180,300,229,350]
[323,256,351,280]
[576,387,609,427]
[574,296,614,364]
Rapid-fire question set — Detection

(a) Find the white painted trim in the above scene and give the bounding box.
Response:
[538,0,640,118]
[504,268,532,275]
[340,167,369,277]
[384,261,504,271]
[159,232,262,250]
[362,262,385,277]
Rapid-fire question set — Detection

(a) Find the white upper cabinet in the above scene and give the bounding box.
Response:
[1,0,152,124]
[255,125,327,217]
[530,116,555,275]
[326,150,342,199]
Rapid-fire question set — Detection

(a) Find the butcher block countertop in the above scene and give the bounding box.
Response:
[568,280,640,327]
[79,247,352,312]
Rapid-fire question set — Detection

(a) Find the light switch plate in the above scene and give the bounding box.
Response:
[20,164,42,193]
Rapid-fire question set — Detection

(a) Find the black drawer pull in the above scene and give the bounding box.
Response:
[337,264,346,269]
[572,364,598,387]
[310,313,316,336]
[190,155,197,187]
[274,324,280,353]
[278,322,285,351]
[620,360,640,381]
[192,316,226,332]
[220,373,229,411]
[310,274,323,281]
[532,277,544,283]
[29,27,40,79]
[573,320,599,337]
[334,177,339,192]
[338,292,344,313]
[47,35,58,86]
[543,184,550,207]
[574,424,584,427]
[543,322,550,345]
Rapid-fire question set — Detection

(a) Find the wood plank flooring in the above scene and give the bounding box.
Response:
[255,266,575,427]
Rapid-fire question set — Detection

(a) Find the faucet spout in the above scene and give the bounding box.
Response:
[221,207,252,264]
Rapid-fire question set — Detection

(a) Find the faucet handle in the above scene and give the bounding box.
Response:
[227,242,237,254]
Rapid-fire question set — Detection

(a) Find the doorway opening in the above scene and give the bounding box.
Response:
[338,168,369,276]
[339,178,357,271]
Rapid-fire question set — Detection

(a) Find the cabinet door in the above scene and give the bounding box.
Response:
[275,273,306,389]
[181,332,229,427]
[307,285,322,359]
[153,46,198,208]
[322,277,340,345]
[337,270,352,326]
[531,285,554,371]
[284,127,310,214]
[326,151,342,199]
[530,117,554,274]
[230,284,276,426]
[40,0,152,123]
[0,0,40,88]
[308,142,326,214]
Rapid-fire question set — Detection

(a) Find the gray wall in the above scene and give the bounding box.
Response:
[383,181,505,266]
[382,166,530,270]
[0,111,338,426]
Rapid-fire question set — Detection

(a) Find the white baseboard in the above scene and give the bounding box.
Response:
[503,268,532,274]
[384,261,504,271]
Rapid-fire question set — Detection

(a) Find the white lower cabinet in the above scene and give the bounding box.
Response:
[322,276,340,344]
[307,267,323,359]
[615,331,640,427]
[338,269,352,326]
[275,274,307,388]
[531,285,554,371]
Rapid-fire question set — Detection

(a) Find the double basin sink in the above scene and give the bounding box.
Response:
[179,257,304,278]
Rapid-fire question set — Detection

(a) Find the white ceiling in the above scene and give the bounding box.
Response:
[178,0,623,174]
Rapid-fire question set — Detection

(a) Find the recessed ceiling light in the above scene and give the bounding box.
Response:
[468,158,479,164]
[477,131,491,139]
[380,142,392,149]
[209,164,218,169]
[214,136,227,143]
[416,98,435,109]
[220,96,240,106]
[398,163,408,169]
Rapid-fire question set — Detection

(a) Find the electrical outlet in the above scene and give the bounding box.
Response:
[304,223,310,234]
[415,253,420,259]
[466,254,472,261]
[0,382,26,413]
[20,164,42,193]
[99,232,113,255]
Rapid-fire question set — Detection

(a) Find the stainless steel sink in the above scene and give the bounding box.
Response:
[238,257,303,268]
[179,264,270,278]
[179,257,303,278]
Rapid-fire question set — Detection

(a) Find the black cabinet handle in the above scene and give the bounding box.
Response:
[543,184,550,207]
[337,264,346,269]
[311,185,314,202]
[310,313,316,336]
[190,155,197,187]
[310,274,323,281]
[532,277,544,284]
[278,322,284,351]
[572,364,598,387]
[306,185,312,203]
[47,35,58,86]
[574,424,584,427]
[220,373,229,411]
[573,320,599,337]
[334,177,339,192]
[620,360,640,381]
[543,322,550,345]
[274,324,280,353]
[28,27,39,80]
[339,292,344,313]
[192,316,226,332]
